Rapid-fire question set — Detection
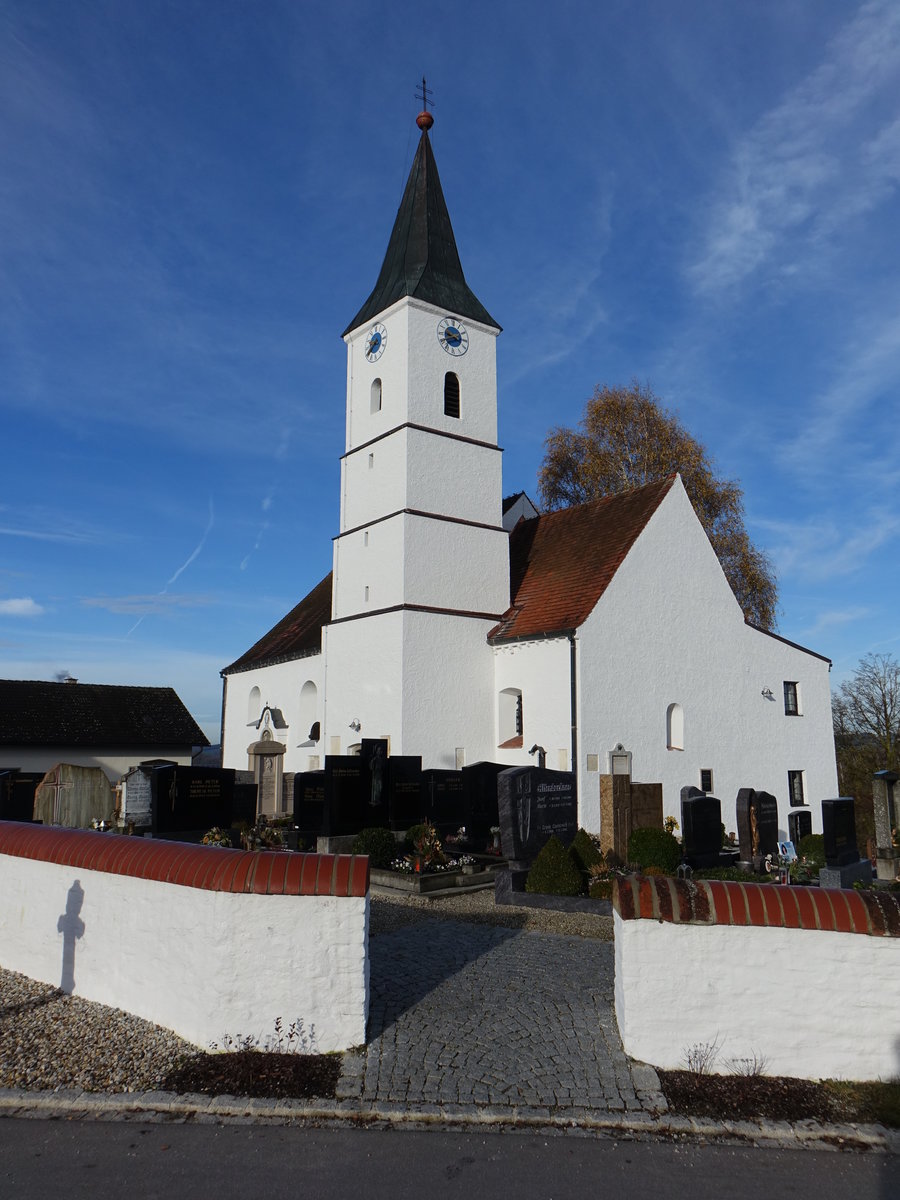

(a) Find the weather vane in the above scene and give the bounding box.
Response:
[415,76,434,113]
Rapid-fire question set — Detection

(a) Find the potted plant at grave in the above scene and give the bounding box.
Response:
[404,823,445,872]
[201,826,232,848]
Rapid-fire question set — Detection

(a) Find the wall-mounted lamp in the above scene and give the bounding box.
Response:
[348,718,361,732]
[528,744,547,769]
[761,688,775,700]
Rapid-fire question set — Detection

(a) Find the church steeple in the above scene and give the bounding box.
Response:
[343,111,499,336]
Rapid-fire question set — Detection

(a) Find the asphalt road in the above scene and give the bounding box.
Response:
[0,1120,894,1200]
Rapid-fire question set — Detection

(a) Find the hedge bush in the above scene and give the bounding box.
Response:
[797,832,825,868]
[351,826,399,869]
[526,835,584,896]
[568,828,602,876]
[627,826,682,874]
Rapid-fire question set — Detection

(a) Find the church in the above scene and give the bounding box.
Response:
[220,109,838,839]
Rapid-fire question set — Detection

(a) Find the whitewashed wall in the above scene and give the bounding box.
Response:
[0,745,194,783]
[221,655,324,775]
[614,911,900,1081]
[576,478,837,836]
[0,847,368,1053]
[492,637,572,772]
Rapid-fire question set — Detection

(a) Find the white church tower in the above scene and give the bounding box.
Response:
[321,108,508,766]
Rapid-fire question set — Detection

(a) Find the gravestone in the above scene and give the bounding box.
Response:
[0,769,43,821]
[872,770,899,882]
[735,788,779,870]
[422,768,466,833]
[819,796,873,888]
[788,808,812,845]
[680,786,724,869]
[462,761,505,842]
[152,766,237,836]
[294,770,326,840]
[34,764,115,829]
[323,756,369,835]
[386,756,423,830]
[497,766,577,869]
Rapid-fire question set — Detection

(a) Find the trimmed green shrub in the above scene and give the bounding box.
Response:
[568,828,603,876]
[351,826,398,869]
[797,833,826,869]
[627,826,681,874]
[526,835,584,896]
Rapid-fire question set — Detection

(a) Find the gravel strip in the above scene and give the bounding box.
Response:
[1,894,611,1095]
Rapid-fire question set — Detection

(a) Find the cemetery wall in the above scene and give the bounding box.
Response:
[577,479,837,836]
[613,875,900,1081]
[0,822,369,1053]
[0,745,193,783]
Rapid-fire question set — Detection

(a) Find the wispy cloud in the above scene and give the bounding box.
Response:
[0,509,100,544]
[0,597,44,617]
[800,606,873,639]
[688,0,900,298]
[761,506,900,581]
[82,594,211,617]
[127,498,215,635]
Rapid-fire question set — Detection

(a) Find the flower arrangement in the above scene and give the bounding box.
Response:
[202,826,232,848]
[663,815,680,837]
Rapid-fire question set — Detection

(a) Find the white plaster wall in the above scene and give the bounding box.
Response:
[576,479,838,836]
[341,430,408,532]
[0,853,369,1052]
[322,611,405,754]
[401,611,499,768]
[614,912,900,1081]
[491,639,572,771]
[332,518,406,619]
[403,517,508,613]
[405,429,503,526]
[0,746,194,783]
[221,655,324,775]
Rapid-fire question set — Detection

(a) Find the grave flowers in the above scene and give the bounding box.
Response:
[201,826,232,848]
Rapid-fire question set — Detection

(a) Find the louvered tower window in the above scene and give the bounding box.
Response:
[444,372,460,418]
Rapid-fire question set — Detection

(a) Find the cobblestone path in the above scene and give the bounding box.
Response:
[338,919,665,1115]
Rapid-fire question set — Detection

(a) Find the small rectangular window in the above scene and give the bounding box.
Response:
[784,681,799,715]
[586,754,600,773]
[700,768,713,792]
[788,770,806,807]
[368,453,374,469]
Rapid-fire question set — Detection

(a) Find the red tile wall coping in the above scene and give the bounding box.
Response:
[0,821,369,898]
[612,874,900,938]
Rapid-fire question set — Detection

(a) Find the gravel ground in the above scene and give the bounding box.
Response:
[0,891,611,1094]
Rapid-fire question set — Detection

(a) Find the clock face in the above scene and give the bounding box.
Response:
[437,317,468,356]
[364,323,387,362]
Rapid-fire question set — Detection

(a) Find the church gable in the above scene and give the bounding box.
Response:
[489,476,677,643]
[223,572,332,675]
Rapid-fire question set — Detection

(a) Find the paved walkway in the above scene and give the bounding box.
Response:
[337,918,666,1116]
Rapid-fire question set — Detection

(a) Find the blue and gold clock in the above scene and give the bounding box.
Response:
[365,323,387,362]
[437,317,468,357]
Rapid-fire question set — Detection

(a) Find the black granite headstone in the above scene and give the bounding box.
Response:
[386,756,423,830]
[736,788,779,865]
[681,786,723,868]
[293,770,326,839]
[462,761,505,841]
[152,766,237,835]
[788,808,812,845]
[323,756,369,835]
[497,766,577,867]
[422,769,466,834]
[822,797,859,868]
[361,739,390,814]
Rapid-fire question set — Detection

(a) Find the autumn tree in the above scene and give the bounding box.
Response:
[832,652,900,846]
[538,382,778,629]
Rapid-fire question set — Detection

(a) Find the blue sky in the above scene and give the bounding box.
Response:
[2,1,899,742]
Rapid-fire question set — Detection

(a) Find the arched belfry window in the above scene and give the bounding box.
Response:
[498,688,523,747]
[444,372,460,418]
[666,703,684,751]
[370,378,382,414]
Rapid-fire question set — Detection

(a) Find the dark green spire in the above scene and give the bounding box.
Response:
[343,117,499,337]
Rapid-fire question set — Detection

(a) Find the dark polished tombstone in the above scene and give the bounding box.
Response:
[323,756,370,835]
[788,808,812,845]
[497,766,578,868]
[462,761,505,841]
[0,769,42,821]
[822,797,859,867]
[422,768,466,833]
[293,770,326,839]
[152,766,237,836]
[736,788,779,869]
[680,786,723,868]
[386,756,423,830]
[820,796,873,887]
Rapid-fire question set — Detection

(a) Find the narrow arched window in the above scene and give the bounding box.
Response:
[248,685,261,725]
[498,687,523,747]
[666,703,684,751]
[370,378,382,413]
[444,372,460,418]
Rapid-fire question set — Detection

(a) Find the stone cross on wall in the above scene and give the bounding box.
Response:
[45,765,72,825]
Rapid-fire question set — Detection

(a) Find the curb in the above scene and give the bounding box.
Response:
[0,1089,896,1153]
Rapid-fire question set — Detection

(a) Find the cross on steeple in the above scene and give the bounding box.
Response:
[415,76,434,112]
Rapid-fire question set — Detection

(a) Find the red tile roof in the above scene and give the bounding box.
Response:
[222,573,332,674]
[489,476,676,643]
